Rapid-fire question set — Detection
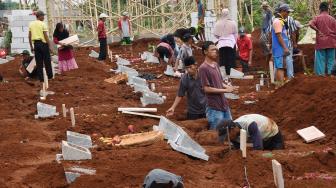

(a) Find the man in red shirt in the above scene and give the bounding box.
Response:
[309,2,336,76]
[97,13,109,61]
[236,27,252,73]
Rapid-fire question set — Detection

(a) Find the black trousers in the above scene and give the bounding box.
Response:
[187,112,206,120]
[34,41,52,81]
[219,47,236,75]
[98,38,107,60]
[240,60,249,73]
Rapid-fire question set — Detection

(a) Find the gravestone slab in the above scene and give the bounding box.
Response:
[67,131,92,148]
[61,141,92,160]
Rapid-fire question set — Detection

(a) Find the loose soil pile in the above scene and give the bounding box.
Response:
[0,37,335,188]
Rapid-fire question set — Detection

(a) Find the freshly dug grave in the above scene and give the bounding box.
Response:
[0,37,334,188]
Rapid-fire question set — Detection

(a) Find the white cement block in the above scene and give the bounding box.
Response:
[11,42,30,48]
[67,131,92,148]
[116,57,131,66]
[164,65,175,76]
[89,50,99,58]
[65,172,81,184]
[61,141,92,160]
[297,126,325,143]
[224,93,240,100]
[230,68,244,78]
[36,102,59,118]
[132,77,148,87]
[141,91,164,106]
[272,160,284,188]
[12,37,24,44]
[133,83,150,93]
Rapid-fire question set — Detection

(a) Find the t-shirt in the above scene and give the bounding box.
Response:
[143,169,183,188]
[177,73,206,115]
[310,12,336,50]
[177,44,192,69]
[29,20,48,43]
[199,61,229,112]
[97,20,106,39]
[121,20,130,37]
[237,35,252,61]
[234,114,279,140]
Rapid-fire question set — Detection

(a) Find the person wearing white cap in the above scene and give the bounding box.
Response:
[213,8,238,75]
[97,13,109,61]
[118,11,132,45]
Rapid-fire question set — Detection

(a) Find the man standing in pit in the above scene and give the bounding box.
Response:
[166,57,206,120]
[195,0,205,41]
[199,41,238,130]
[260,1,273,67]
[28,10,53,81]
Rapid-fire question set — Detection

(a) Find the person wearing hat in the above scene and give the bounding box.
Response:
[213,8,238,75]
[236,27,252,73]
[260,1,273,65]
[271,3,292,86]
[174,33,193,70]
[28,10,53,81]
[19,50,37,80]
[118,12,132,45]
[309,2,336,76]
[166,56,206,120]
[97,13,109,61]
[217,114,284,150]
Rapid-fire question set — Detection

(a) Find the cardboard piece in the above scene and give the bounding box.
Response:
[272,159,284,188]
[297,126,325,143]
[240,129,247,158]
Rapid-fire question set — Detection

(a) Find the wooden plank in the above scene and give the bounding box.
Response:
[118,107,157,112]
[272,160,284,188]
[240,129,247,158]
[121,111,161,119]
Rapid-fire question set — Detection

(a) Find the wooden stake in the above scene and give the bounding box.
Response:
[70,107,75,127]
[43,68,49,89]
[62,104,67,117]
[240,129,247,158]
[272,160,284,188]
[269,60,275,83]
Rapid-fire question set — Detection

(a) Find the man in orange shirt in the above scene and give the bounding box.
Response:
[237,27,252,73]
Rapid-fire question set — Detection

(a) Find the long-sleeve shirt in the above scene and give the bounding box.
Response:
[97,20,106,39]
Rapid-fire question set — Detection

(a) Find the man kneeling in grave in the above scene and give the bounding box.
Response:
[217,114,284,150]
[166,56,206,120]
[19,50,38,80]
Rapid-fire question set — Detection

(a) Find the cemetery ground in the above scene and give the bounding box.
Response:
[0,36,336,187]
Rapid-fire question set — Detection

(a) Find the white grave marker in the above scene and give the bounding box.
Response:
[43,67,49,89]
[62,104,67,117]
[70,108,75,127]
[272,160,284,188]
[240,129,247,158]
[297,126,325,143]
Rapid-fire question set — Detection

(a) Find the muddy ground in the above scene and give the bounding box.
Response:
[0,37,335,188]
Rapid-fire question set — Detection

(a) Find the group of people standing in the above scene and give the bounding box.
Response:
[21,10,78,81]
[260,1,336,87]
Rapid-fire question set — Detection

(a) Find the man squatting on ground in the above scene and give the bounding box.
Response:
[198,41,239,130]
[155,36,175,65]
[166,56,206,120]
[217,114,284,150]
[28,10,53,81]
[19,50,37,80]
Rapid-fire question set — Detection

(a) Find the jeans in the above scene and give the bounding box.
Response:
[206,107,232,130]
[314,48,335,76]
[98,38,107,60]
[286,47,294,78]
[34,41,52,81]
